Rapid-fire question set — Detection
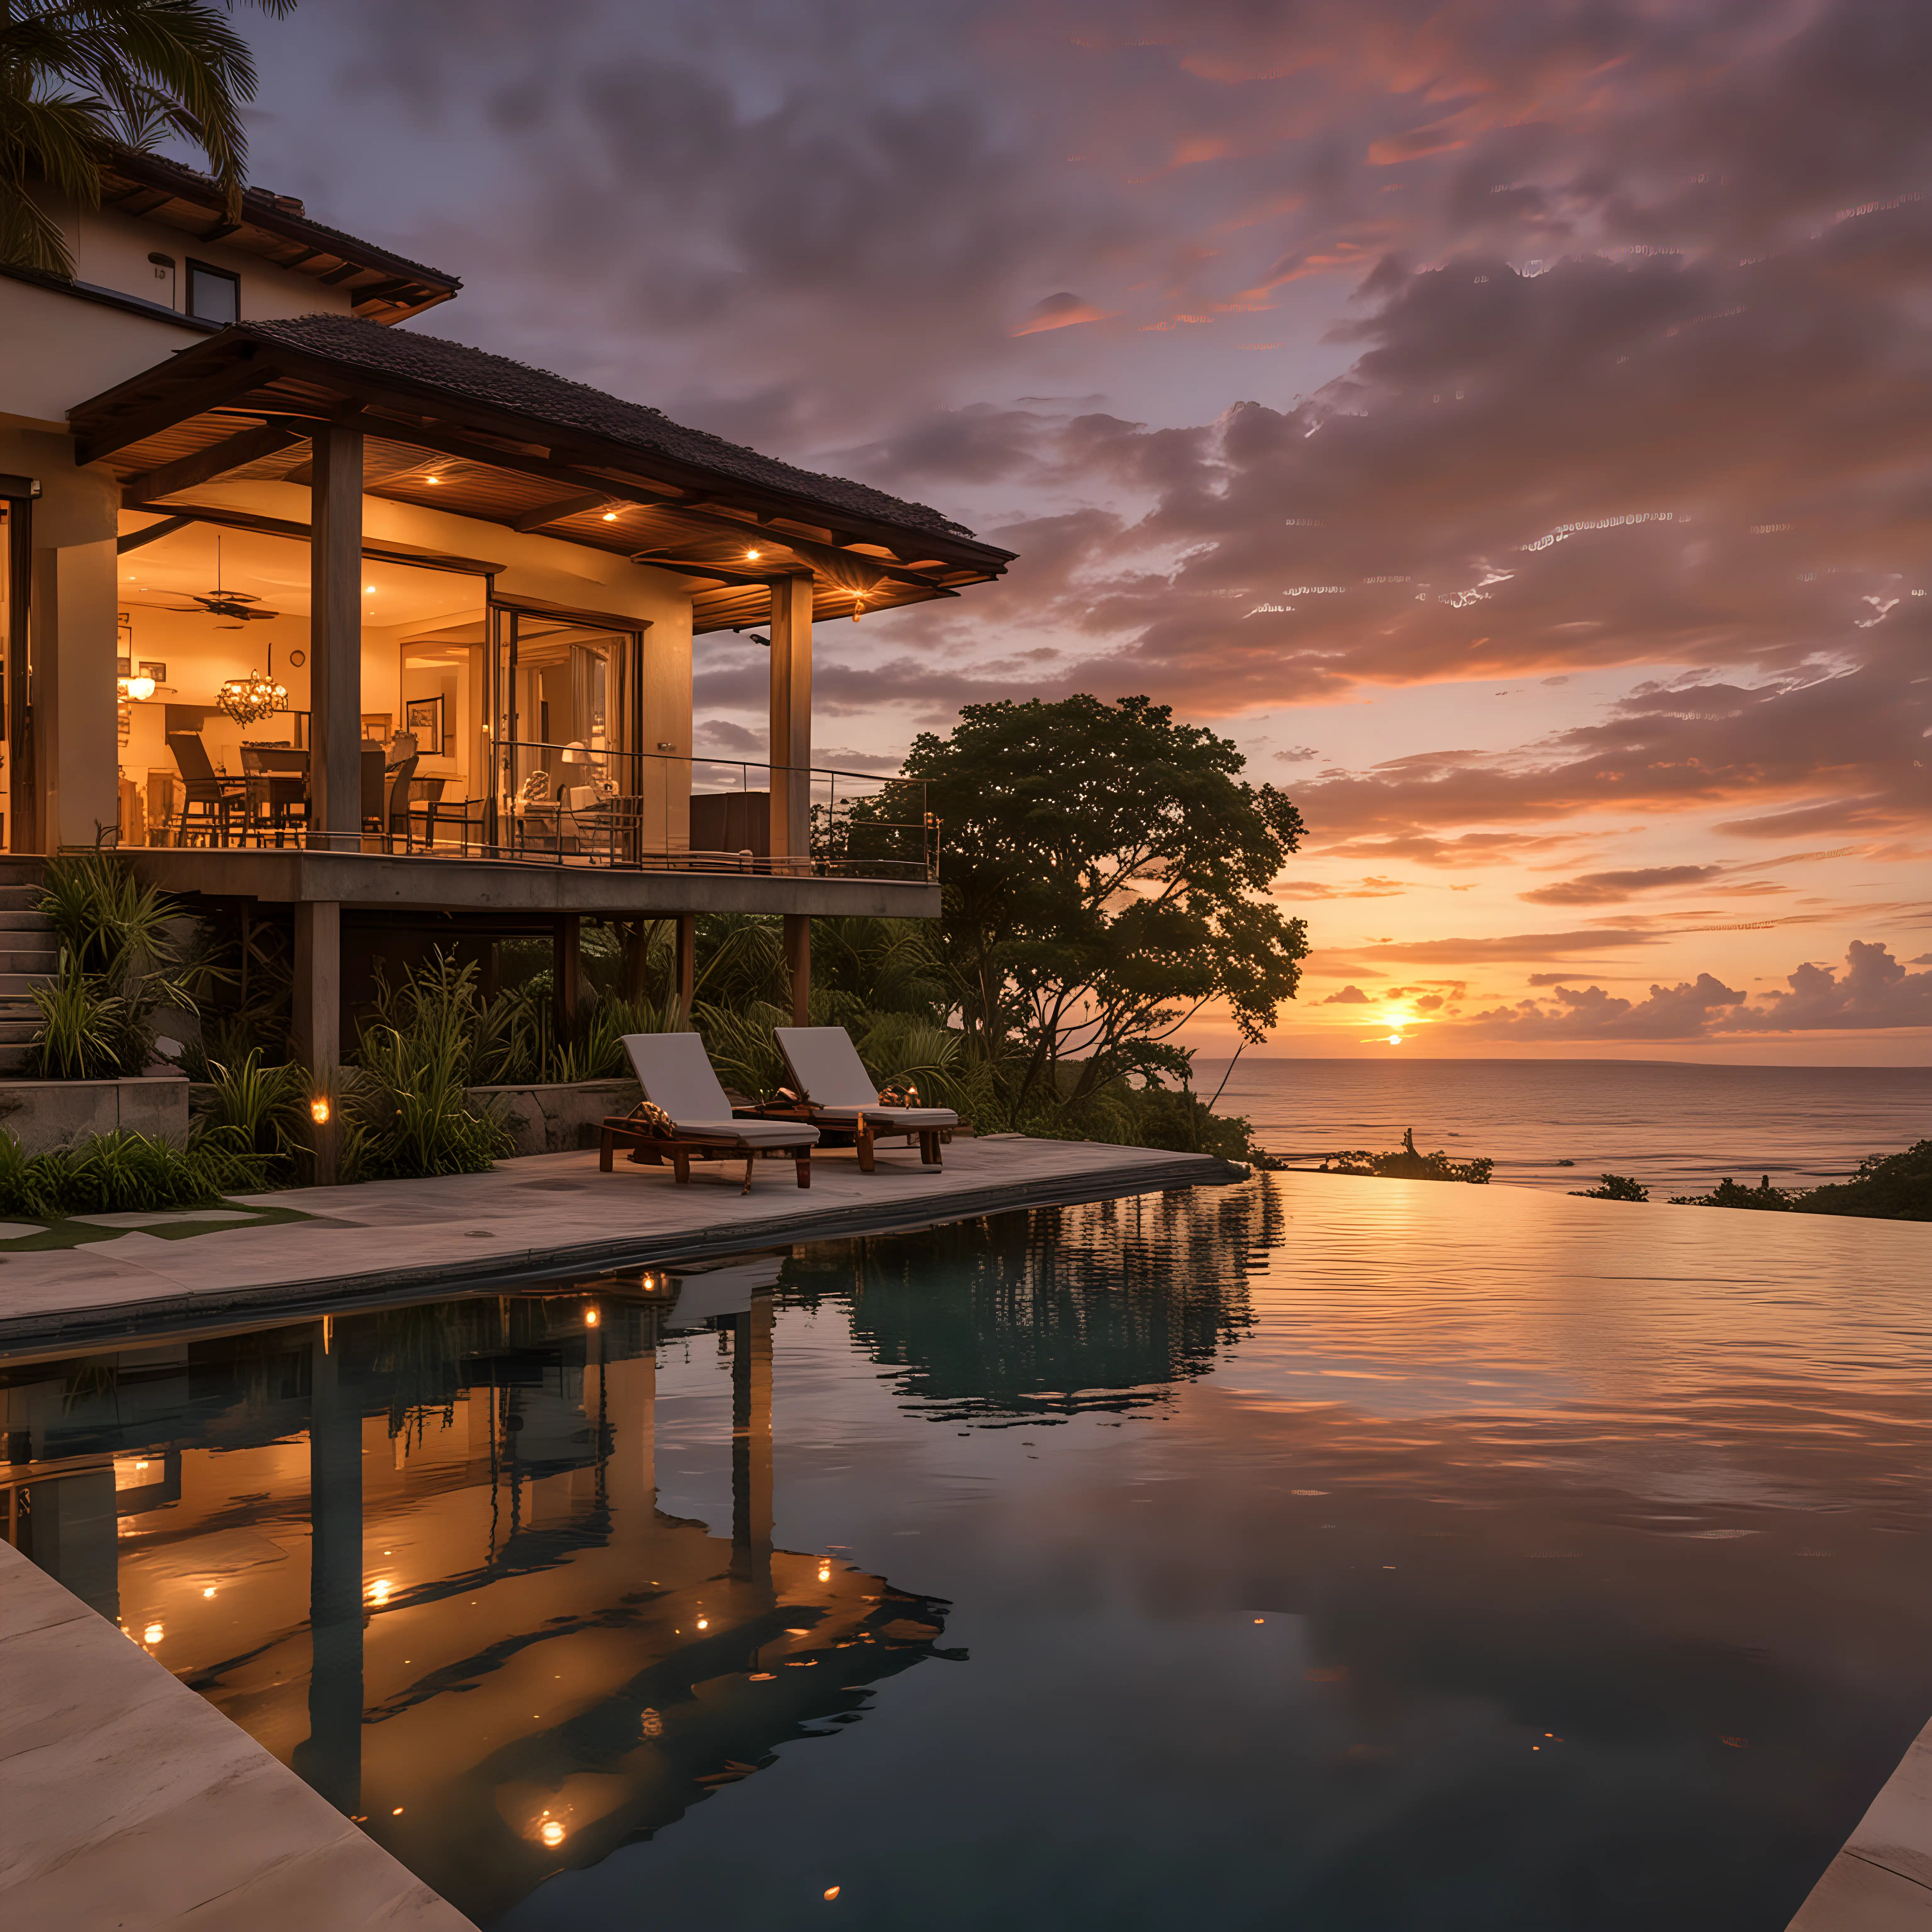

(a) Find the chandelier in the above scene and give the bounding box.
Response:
[217,668,288,725]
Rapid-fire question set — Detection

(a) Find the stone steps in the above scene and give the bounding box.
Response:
[0,860,51,1075]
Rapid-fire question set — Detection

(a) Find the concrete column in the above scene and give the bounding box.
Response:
[5,492,34,853]
[554,913,581,1041]
[600,1344,656,1523]
[674,913,695,1025]
[784,913,810,1025]
[30,540,118,850]
[767,573,812,864]
[25,1470,118,1622]
[292,900,341,1183]
[729,1291,773,1587]
[309,423,363,847]
[293,1323,364,1818]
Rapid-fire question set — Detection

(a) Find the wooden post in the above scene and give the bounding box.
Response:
[783,912,809,1025]
[554,913,581,1042]
[292,900,341,1184]
[767,572,813,865]
[309,422,363,848]
[291,1322,363,1816]
[3,486,34,853]
[730,1292,774,1588]
[674,913,695,1026]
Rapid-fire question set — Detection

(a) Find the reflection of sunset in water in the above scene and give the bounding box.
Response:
[3,1177,1927,1931]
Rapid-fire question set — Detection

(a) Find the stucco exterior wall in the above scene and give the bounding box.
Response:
[0,277,201,433]
[54,199,358,325]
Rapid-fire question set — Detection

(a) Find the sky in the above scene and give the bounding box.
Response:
[227,0,1931,1060]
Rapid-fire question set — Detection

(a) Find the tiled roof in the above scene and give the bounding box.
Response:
[242,315,979,542]
[100,150,460,291]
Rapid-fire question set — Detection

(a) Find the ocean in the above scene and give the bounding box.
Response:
[1193,1057,1932,1197]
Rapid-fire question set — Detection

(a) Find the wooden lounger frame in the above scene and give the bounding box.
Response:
[598,1117,814,1193]
[750,1105,950,1172]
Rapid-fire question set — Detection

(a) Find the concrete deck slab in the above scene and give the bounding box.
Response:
[1790,1718,1932,1930]
[0,1539,475,1931]
[0,1137,1242,1351]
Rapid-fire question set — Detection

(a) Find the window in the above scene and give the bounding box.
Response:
[186,260,239,325]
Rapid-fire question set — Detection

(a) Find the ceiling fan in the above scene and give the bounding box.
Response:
[158,537,280,627]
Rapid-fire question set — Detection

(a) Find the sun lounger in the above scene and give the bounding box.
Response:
[605,1033,818,1191]
[773,1025,959,1170]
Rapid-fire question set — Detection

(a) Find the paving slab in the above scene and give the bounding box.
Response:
[1789,1717,1932,1930]
[0,1137,1243,1350]
[0,1538,475,1931]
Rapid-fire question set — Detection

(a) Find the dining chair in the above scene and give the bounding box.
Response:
[167,733,239,845]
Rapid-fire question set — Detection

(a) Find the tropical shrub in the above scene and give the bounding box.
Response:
[192,1048,310,1185]
[1669,1175,1793,1211]
[1573,1173,1649,1201]
[1330,1141,1493,1185]
[1795,1141,1932,1221]
[0,1126,270,1219]
[29,855,198,1077]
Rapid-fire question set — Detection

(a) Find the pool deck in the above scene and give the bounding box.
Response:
[1788,1717,1932,1930]
[0,1135,1243,1351]
[0,1537,475,1930]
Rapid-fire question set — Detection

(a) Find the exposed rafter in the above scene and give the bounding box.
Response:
[118,422,307,505]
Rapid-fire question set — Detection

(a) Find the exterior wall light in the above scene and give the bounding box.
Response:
[310,1096,331,1125]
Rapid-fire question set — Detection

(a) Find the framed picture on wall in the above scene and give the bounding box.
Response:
[361,713,392,741]
[405,695,445,751]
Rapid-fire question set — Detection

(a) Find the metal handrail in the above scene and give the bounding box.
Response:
[151,740,939,882]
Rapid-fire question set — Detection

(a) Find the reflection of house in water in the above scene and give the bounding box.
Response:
[806,1186,1282,1423]
[0,1268,953,1926]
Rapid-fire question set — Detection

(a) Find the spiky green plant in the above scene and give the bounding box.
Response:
[28,854,199,1077]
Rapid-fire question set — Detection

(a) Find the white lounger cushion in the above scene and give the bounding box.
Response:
[807,1104,960,1128]
[622,1032,819,1144]
[774,1027,960,1129]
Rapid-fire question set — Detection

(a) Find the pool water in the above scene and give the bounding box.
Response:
[3,1174,1929,1930]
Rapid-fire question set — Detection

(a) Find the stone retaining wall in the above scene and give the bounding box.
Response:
[0,1075,191,1153]
[466,1079,642,1157]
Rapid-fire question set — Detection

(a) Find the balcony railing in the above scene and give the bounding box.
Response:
[147,743,938,883]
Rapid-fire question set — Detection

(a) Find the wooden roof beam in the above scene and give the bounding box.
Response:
[118,422,308,505]
[512,490,614,532]
[116,515,193,555]
[123,497,504,576]
[72,353,277,465]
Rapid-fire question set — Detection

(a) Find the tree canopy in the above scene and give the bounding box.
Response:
[899,694,1308,1122]
[2,0,290,278]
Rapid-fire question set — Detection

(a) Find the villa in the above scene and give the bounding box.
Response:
[0,150,1012,1086]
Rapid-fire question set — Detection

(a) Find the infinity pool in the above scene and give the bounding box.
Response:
[4,1175,1928,1929]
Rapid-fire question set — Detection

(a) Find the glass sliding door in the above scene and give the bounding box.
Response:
[488,603,643,860]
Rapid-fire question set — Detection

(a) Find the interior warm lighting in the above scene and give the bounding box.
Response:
[540,1819,566,1847]
[118,675,155,702]
[218,669,287,726]
[310,1096,331,1125]
[143,1623,164,1645]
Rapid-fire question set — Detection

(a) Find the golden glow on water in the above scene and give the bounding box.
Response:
[2,1181,1925,1931]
